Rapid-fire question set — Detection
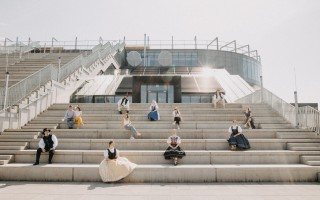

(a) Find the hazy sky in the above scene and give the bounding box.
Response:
[1,0,320,105]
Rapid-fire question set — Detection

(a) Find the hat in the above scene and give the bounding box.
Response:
[42,128,51,135]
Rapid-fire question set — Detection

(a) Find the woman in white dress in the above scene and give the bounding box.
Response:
[99,141,137,182]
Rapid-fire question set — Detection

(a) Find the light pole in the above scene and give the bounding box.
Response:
[57,57,61,82]
[260,75,263,103]
[3,72,10,110]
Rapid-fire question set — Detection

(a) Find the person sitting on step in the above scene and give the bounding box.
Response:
[164,129,186,166]
[212,89,225,108]
[74,106,84,129]
[121,112,141,139]
[172,107,183,129]
[148,100,160,121]
[99,140,137,182]
[244,107,256,129]
[64,105,75,129]
[227,120,251,151]
[33,128,58,165]
[117,96,130,114]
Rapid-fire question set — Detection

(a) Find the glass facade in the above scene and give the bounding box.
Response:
[127,49,262,86]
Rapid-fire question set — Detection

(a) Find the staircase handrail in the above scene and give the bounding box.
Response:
[235,88,296,126]
[235,88,319,134]
[298,106,320,134]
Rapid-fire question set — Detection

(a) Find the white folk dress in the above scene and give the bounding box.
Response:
[99,148,137,182]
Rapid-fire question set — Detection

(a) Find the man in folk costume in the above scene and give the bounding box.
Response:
[33,128,58,165]
[117,96,130,114]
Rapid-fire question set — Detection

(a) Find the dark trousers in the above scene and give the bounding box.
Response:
[35,148,54,163]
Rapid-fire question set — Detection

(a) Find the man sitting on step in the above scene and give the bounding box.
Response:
[33,128,58,165]
[117,96,130,114]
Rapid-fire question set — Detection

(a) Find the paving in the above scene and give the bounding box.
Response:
[0,181,320,200]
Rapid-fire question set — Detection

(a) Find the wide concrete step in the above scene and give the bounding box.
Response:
[0,155,13,165]
[288,143,320,148]
[1,129,279,139]
[0,163,319,182]
[277,132,319,139]
[55,122,290,129]
[289,147,320,151]
[306,161,320,166]
[30,116,285,123]
[0,142,28,146]
[40,111,279,118]
[28,138,292,151]
[301,155,320,163]
[0,146,26,150]
[0,135,38,139]
[11,150,316,165]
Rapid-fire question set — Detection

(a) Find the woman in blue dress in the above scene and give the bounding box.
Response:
[148,100,160,121]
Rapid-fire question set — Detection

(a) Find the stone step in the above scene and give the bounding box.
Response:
[0,142,28,146]
[260,124,293,129]
[30,116,285,123]
[28,139,290,150]
[0,153,13,165]
[301,156,320,163]
[11,150,312,165]
[0,135,38,139]
[0,146,26,150]
[54,122,291,129]
[289,147,320,151]
[277,132,319,139]
[1,129,279,139]
[0,163,318,182]
[288,143,320,148]
[306,161,320,166]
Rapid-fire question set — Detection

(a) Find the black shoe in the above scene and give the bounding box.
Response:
[33,162,39,166]
[119,111,122,114]
[48,161,52,164]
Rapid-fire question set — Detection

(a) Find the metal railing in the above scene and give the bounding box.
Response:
[235,88,319,134]
[298,106,320,134]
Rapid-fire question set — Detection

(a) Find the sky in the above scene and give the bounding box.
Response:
[0,0,320,106]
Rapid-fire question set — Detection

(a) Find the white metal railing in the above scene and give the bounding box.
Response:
[236,88,319,134]
[298,106,320,134]
[0,87,55,132]
[0,64,56,109]
[1,42,124,110]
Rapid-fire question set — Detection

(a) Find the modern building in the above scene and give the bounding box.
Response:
[72,38,261,104]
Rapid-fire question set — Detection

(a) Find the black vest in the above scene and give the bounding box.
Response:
[231,126,239,135]
[120,98,128,105]
[43,135,54,150]
[107,149,117,159]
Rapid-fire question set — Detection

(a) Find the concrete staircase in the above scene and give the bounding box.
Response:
[0,103,319,182]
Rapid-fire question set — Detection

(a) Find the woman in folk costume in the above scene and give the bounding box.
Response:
[172,107,183,129]
[148,100,160,121]
[212,89,225,108]
[99,141,137,182]
[164,129,186,165]
[244,107,256,129]
[117,96,130,114]
[74,106,84,129]
[227,120,251,151]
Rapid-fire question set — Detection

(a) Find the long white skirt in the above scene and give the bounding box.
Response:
[99,157,137,182]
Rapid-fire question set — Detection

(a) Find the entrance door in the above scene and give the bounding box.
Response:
[141,85,174,103]
[147,91,167,103]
